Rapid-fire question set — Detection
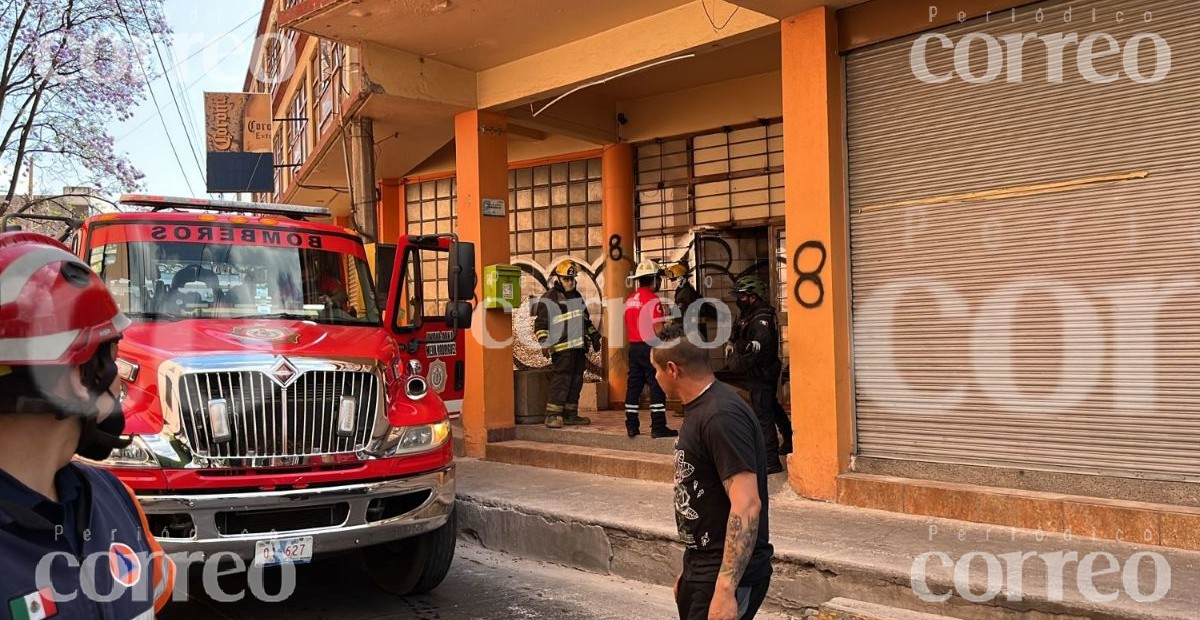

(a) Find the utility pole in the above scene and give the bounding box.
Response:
[345,116,378,242]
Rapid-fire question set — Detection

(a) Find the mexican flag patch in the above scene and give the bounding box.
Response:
[8,588,57,620]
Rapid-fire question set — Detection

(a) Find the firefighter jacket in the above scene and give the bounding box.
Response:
[624,287,664,344]
[728,302,782,387]
[533,288,600,353]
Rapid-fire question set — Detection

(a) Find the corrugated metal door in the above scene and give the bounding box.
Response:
[846,0,1200,481]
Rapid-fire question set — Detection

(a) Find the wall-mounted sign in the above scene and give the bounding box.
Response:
[204,92,274,193]
[482,198,506,217]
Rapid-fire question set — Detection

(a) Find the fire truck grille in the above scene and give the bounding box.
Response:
[176,370,379,460]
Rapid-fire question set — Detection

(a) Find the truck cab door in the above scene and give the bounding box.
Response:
[385,237,470,415]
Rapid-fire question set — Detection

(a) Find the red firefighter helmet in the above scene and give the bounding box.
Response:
[0,232,130,366]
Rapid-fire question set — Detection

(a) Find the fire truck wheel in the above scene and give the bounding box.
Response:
[361,507,457,596]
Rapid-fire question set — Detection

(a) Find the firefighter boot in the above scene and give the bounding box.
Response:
[545,403,565,429]
[562,403,591,426]
[649,403,678,438]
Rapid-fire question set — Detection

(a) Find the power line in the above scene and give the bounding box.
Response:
[114,2,195,196]
[135,0,207,185]
[112,10,260,143]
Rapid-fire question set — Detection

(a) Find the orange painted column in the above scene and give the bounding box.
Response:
[601,143,635,406]
[377,178,404,244]
[781,7,853,501]
[455,110,515,457]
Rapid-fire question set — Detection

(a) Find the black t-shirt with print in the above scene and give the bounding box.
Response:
[673,380,773,583]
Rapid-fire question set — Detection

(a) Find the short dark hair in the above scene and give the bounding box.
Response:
[637,275,657,288]
[651,329,712,376]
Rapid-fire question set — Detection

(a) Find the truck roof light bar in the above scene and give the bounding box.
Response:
[118,194,331,219]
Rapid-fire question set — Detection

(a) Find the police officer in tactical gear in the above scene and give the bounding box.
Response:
[726,275,792,474]
[534,259,601,428]
[0,232,175,616]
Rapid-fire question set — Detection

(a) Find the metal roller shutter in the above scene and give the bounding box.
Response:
[846,0,1200,481]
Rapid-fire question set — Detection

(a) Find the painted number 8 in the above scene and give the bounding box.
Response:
[608,234,625,262]
[793,240,826,309]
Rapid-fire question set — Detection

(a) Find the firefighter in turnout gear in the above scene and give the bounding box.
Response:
[534,259,601,428]
[623,259,677,439]
[726,275,792,474]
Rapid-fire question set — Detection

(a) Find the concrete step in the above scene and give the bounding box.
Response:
[514,424,678,455]
[455,458,1200,620]
[820,598,961,620]
[485,440,675,483]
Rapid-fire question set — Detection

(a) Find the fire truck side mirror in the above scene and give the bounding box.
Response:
[448,241,476,302]
[445,301,473,330]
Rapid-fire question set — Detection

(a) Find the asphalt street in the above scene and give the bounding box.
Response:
[160,541,794,620]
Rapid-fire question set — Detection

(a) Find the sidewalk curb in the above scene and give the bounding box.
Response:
[455,491,1190,620]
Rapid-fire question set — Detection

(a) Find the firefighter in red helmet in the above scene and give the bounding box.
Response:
[0,232,174,616]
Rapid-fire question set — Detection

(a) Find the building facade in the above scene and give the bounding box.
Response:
[247,0,1200,550]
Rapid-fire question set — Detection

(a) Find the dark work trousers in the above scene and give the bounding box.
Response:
[625,342,669,434]
[676,578,770,620]
[548,348,588,410]
[773,398,793,449]
[749,386,783,471]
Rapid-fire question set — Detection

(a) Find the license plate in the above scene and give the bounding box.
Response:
[254,536,313,567]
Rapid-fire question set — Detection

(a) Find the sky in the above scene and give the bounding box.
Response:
[103,0,264,199]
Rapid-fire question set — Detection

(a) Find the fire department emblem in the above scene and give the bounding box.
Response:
[428,360,448,394]
[231,325,301,344]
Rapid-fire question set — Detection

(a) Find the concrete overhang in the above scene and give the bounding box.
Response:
[725,0,865,19]
[475,0,780,111]
[279,0,694,71]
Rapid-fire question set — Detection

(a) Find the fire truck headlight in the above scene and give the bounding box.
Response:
[100,436,158,468]
[337,396,357,436]
[381,420,451,456]
[115,358,139,382]
[208,399,232,443]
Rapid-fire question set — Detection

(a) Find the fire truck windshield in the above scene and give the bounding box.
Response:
[89,240,381,325]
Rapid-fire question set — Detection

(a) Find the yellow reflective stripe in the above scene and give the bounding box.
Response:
[552,338,584,352]
[535,330,550,339]
[546,403,564,412]
[551,310,583,323]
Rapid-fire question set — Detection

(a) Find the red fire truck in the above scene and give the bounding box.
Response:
[3,194,475,595]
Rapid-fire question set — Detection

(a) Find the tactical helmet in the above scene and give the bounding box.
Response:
[731,275,769,299]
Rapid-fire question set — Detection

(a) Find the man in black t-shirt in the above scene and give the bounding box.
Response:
[652,332,773,620]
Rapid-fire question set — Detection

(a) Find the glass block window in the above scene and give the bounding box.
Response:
[507,158,604,266]
[405,178,457,316]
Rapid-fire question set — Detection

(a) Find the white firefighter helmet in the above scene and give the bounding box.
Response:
[626,258,663,283]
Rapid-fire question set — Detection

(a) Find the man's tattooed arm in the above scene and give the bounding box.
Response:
[718,472,762,591]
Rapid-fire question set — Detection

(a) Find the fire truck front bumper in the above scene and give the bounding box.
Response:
[137,465,456,560]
